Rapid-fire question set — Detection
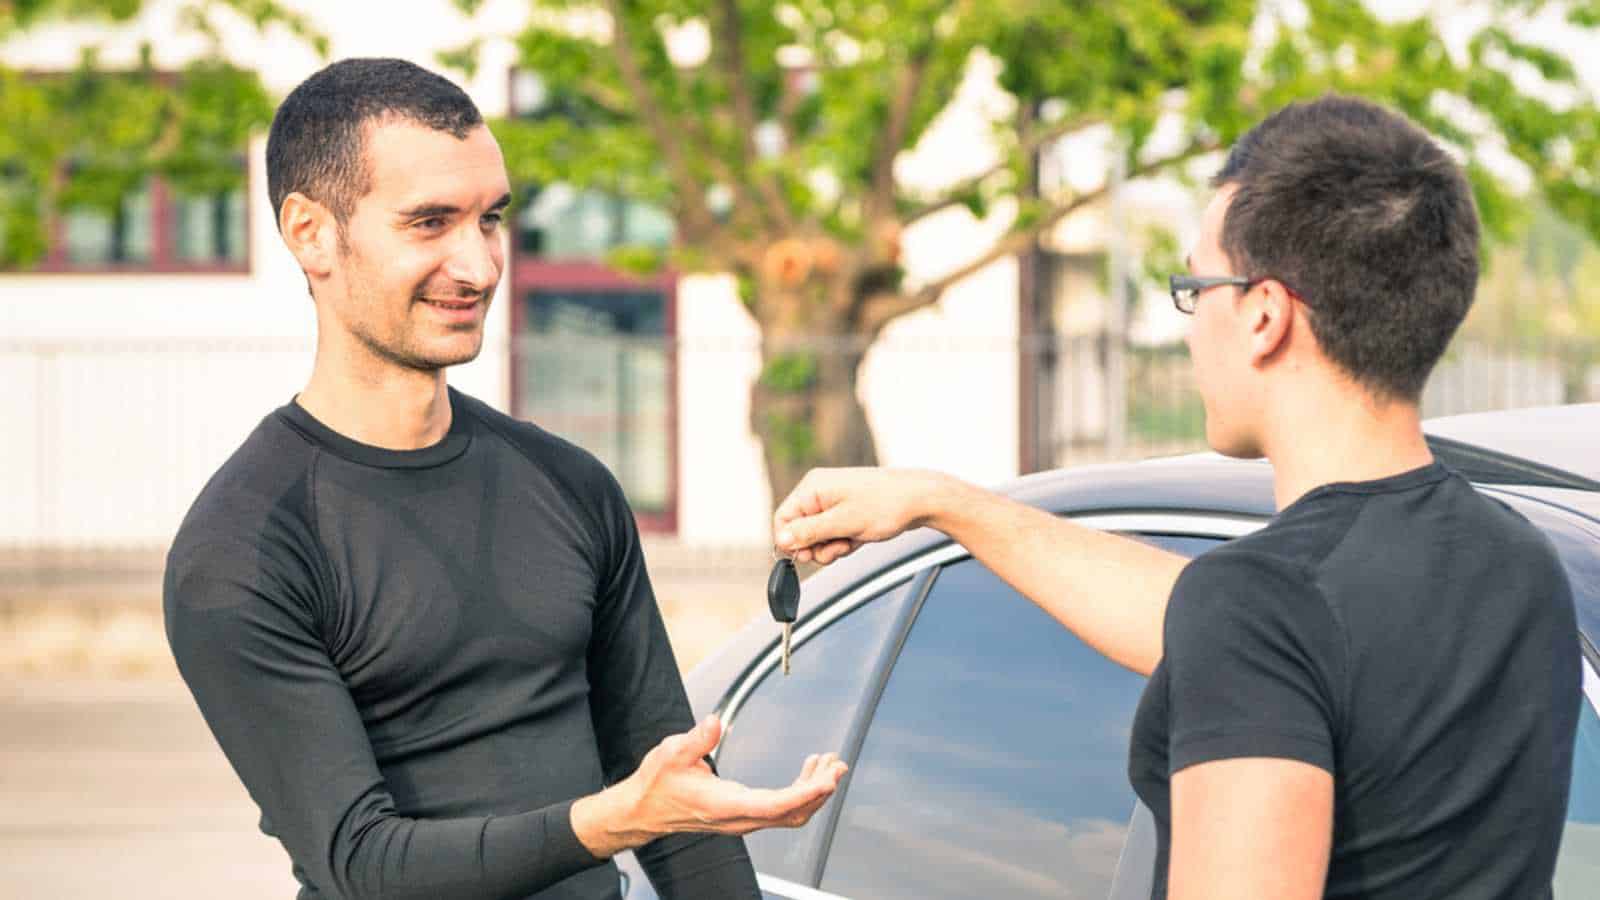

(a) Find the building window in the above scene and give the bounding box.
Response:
[517,289,672,515]
[516,183,674,261]
[171,187,248,265]
[62,183,154,265]
[507,64,680,531]
[15,170,250,275]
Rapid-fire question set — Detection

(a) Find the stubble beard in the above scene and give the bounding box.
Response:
[340,242,489,374]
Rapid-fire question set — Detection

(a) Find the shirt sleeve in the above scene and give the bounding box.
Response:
[584,468,762,899]
[1163,548,1346,776]
[165,533,604,900]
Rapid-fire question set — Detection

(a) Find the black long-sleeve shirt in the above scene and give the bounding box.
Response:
[164,388,759,900]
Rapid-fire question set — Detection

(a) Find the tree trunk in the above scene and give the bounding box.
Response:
[749,329,880,515]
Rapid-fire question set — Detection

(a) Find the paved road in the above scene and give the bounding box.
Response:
[0,677,299,899]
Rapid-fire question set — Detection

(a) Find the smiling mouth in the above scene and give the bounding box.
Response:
[420,298,480,311]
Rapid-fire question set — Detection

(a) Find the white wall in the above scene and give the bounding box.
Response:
[673,274,770,544]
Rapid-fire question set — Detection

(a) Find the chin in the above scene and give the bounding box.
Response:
[1204,420,1264,460]
[430,345,485,369]
[399,338,485,371]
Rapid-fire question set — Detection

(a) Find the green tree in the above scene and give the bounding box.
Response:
[1466,204,1600,401]
[454,0,1600,504]
[0,0,325,265]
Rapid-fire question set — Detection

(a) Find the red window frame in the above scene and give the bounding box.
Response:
[28,170,253,276]
[508,257,680,535]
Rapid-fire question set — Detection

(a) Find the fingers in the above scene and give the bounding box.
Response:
[691,753,849,833]
[773,470,830,526]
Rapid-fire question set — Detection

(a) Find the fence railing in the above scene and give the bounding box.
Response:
[2,333,1594,553]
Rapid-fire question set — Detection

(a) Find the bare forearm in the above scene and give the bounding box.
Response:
[921,474,1185,675]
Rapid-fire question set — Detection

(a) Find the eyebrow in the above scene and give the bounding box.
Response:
[398,193,513,220]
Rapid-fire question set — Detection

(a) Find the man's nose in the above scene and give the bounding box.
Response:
[443,225,501,294]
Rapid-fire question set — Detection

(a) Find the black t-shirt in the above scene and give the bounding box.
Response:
[164,388,759,900]
[1129,463,1581,899]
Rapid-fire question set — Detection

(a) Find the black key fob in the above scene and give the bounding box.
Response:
[767,558,800,624]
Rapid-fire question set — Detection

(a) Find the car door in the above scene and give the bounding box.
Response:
[808,520,1236,900]
[613,553,938,900]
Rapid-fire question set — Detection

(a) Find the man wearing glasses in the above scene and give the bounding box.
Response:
[773,95,1579,898]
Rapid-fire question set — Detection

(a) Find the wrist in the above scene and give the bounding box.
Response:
[913,470,969,534]
[571,782,656,859]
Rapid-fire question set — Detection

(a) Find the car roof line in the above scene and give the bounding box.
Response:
[1425,434,1600,492]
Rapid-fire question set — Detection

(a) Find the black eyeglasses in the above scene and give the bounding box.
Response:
[1168,274,1260,314]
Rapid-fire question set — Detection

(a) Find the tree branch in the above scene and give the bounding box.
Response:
[711,0,793,232]
[865,40,936,226]
[605,0,718,241]
[860,136,1221,334]
[900,113,1104,229]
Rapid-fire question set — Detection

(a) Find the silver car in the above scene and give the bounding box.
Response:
[620,403,1600,900]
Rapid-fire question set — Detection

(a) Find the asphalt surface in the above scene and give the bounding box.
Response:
[0,677,299,899]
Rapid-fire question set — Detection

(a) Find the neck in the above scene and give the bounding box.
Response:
[296,335,453,451]
[1259,376,1434,510]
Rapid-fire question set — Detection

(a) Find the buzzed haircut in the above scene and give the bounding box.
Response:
[266,58,484,230]
[1213,95,1481,402]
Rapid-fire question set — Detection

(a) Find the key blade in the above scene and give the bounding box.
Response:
[783,623,792,676]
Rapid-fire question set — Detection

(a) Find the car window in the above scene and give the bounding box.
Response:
[716,578,918,883]
[1555,675,1600,897]
[820,542,1198,900]
[1124,533,1224,559]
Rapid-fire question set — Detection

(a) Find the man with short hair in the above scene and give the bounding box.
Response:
[165,58,844,900]
[774,95,1580,898]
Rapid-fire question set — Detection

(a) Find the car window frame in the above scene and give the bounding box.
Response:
[713,511,1262,897]
[711,554,947,883]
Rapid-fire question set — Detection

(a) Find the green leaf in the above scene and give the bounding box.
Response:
[436,39,483,80]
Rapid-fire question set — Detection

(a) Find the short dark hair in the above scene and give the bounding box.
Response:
[266,58,484,230]
[1213,95,1480,401]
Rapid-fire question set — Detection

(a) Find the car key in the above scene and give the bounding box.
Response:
[767,557,801,675]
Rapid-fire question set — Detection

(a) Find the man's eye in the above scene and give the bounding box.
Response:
[415,217,447,231]
[482,213,504,229]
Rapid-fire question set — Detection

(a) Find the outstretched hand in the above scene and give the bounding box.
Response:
[773,467,951,565]
[572,715,848,858]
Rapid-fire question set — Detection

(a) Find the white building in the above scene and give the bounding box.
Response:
[0,0,1196,554]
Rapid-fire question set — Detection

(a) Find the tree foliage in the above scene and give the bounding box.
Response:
[0,0,324,266]
[452,0,1600,498]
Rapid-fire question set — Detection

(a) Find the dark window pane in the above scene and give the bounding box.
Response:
[518,290,670,512]
[1555,686,1600,896]
[716,579,916,882]
[63,185,151,265]
[173,189,246,264]
[821,556,1157,900]
[517,183,673,260]
[1124,532,1223,559]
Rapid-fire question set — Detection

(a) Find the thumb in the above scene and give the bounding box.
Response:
[673,714,722,765]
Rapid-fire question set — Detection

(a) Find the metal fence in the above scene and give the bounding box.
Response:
[2,333,1595,556]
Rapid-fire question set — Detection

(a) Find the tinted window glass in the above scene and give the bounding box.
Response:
[821,555,1160,899]
[1555,683,1600,896]
[717,579,916,882]
[1545,515,1600,896]
[518,290,670,512]
[1126,533,1225,559]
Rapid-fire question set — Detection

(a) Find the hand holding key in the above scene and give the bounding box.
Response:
[768,557,800,675]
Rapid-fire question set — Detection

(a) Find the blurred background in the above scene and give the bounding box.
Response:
[2,0,1598,896]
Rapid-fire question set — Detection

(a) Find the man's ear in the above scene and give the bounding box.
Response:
[279,192,337,280]
[1246,279,1296,367]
